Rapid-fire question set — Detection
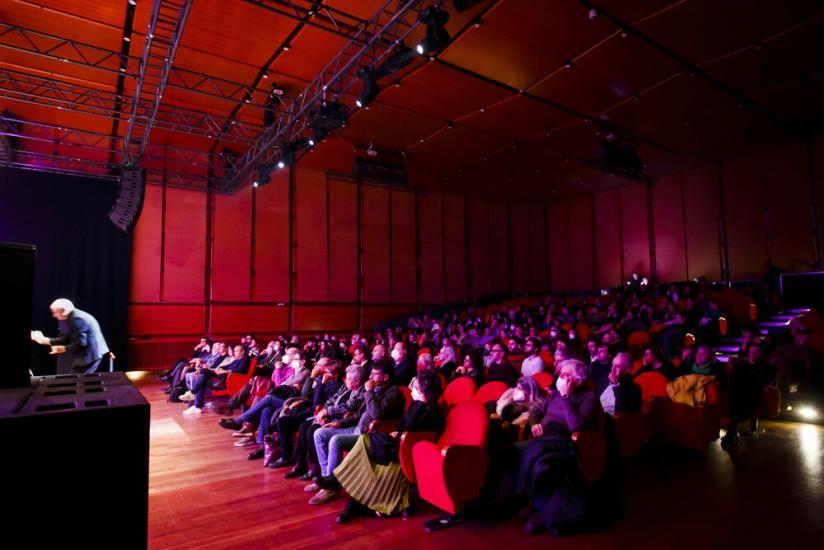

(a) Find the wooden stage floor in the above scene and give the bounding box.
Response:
[132,372,824,549]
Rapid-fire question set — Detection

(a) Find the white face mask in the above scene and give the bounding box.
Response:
[512,389,525,402]
[391,349,400,361]
[290,359,301,370]
[556,376,569,394]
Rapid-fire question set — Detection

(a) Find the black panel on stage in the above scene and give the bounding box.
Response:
[0,372,150,547]
[0,242,35,389]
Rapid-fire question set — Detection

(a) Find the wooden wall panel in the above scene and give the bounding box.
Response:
[362,185,391,302]
[443,194,467,302]
[653,175,687,282]
[163,187,206,302]
[723,156,768,279]
[620,183,650,279]
[130,184,162,303]
[419,192,445,303]
[128,305,206,336]
[327,179,358,301]
[295,168,328,301]
[683,165,721,280]
[293,305,358,332]
[253,170,290,302]
[469,199,492,297]
[390,190,417,303]
[528,204,548,292]
[594,189,622,289]
[568,196,594,290]
[211,186,252,301]
[548,202,572,291]
[210,304,289,335]
[488,202,510,294]
[510,203,530,292]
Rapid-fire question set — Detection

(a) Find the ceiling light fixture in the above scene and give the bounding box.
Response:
[416,6,451,55]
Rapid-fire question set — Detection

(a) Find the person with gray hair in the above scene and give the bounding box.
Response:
[600,353,642,417]
[31,298,110,373]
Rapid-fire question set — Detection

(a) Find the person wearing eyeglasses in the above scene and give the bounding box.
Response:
[486,339,519,387]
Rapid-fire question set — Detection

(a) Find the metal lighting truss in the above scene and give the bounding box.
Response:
[221,0,426,193]
[122,0,194,164]
[0,22,297,111]
[0,68,262,145]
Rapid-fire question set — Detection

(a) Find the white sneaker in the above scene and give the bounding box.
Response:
[183,406,202,415]
[179,391,195,402]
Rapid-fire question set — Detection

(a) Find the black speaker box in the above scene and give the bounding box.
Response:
[109,168,145,233]
[0,242,35,389]
[0,372,150,547]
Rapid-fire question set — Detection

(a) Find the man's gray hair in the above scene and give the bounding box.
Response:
[557,358,588,384]
[614,352,632,371]
[345,364,364,383]
[49,298,75,314]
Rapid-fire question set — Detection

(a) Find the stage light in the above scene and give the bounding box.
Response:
[376,44,418,79]
[254,162,277,187]
[356,66,379,108]
[798,406,819,421]
[416,6,451,55]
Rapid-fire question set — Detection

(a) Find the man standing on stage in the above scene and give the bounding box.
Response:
[31,298,110,374]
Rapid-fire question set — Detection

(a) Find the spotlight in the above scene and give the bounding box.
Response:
[309,126,329,146]
[356,66,380,108]
[376,44,419,79]
[308,99,349,131]
[798,406,819,421]
[254,162,277,187]
[416,6,451,55]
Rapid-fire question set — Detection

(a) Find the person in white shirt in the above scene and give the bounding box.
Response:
[599,352,641,417]
[520,337,546,378]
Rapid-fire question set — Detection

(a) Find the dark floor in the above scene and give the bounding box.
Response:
[131,372,824,549]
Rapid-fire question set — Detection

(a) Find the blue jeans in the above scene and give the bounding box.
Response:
[237,394,285,443]
[313,426,359,477]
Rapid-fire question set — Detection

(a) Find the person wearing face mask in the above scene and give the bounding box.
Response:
[492,376,546,435]
[332,370,445,523]
[390,341,414,386]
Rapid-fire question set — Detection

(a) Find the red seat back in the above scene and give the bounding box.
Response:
[443,376,476,406]
[438,401,489,449]
[473,381,509,404]
[635,371,668,401]
[399,385,413,412]
[532,371,554,390]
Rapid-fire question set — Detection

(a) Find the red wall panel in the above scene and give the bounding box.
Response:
[210,304,289,335]
[653,175,687,282]
[723,155,768,279]
[130,184,162,303]
[293,305,358,332]
[390,190,417,303]
[443,194,467,302]
[469,199,492,297]
[620,183,650,278]
[762,143,814,272]
[528,204,548,292]
[212,187,252,301]
[548,202,572,291]
[363,305,416,331]
[295,168,328,301]
[419,192,445,303]
[510,203,530,292]
[568,196,594,290]
[488,202,510,294]
[683,165,721,280]
[362,185,391,302]
[328,179,358,301]
[253,170,290,301]
[163,187,206,302]
[128,305,206,336]
[595,190,622,288]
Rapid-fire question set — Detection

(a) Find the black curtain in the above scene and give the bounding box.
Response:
[0,167,131,374]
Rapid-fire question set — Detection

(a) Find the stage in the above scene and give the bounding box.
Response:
[134,373,823,549]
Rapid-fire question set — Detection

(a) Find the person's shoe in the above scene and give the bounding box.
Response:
[285,467,306,479]
[303,482,320,493]
[263,435,278,467]
[234,436,257,447]
[182,406,202,415]
[218,418,243,431]
[336,498,367,524]
[524,513,546,535]
[179,391,195,402]
[232,422,255,436]
[299,471,316,481]
[316,475,341,491]
[162,386,173,394]
[270,457,293,469]
[247,446,264,460]
[308,488,338,505]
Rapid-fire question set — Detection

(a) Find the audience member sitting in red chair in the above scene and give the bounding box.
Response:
[517,358,601,536]
[599,353,642,417]
[486,339,519,388]
[451,348,485,387]
[180,344,249,415]
[333,370,445,523]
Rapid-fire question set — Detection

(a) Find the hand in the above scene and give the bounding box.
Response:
[311,366,323,378]
[390,431,398,438]
[364,380,375,392]
[531,424,544,438]
[31,331,49,346]
[321,373,333,384]
[49,345,66,355]
[455,366,466,374]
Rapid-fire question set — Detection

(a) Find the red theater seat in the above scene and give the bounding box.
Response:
[442,376,476,406]
[635,371,669,413]
[473,381,509,405]
[412,401,489,518]
[652,380,722,451]
[532,371,554,390]
[613,412,647,457]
